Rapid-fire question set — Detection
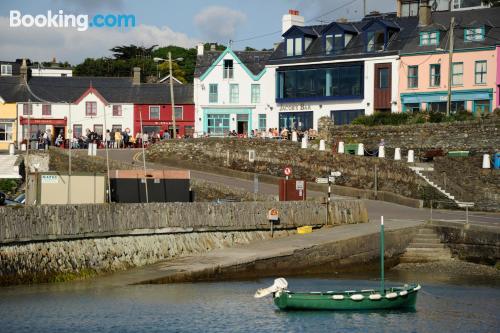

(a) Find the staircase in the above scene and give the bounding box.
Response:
[400,227,453,263]
[0,154,21,179]
[410,166,460,205]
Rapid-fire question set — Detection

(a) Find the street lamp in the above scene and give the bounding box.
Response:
[154,54,183,138]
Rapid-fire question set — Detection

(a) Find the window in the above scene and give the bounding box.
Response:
[453,0,484,9]
[42,104,51,116]
[420,31,439,46]
[1,64,12,76]
[279,111,313,131]
[209,84,218,103]
[304,37,312,50]
[474,100,490,114]
[429,64,440,87]
[294,37,303,56]
[451,101,465,113]
[73,124,82,139]
[229,84,239,104]
[367,31,385,52]
[22,104,32,115]
[94,125,103,136]
[277,64,363,101]
[401,1,419,16]
[112,125,122,133]
[325,35,333,54]
[286,39,294,56]
[408,66,418,88]
[251,84,261,103]
[379,68,389,89]
[258,114,266,131]
[326,34,344,55]
[112,105,122,117]
[330,110,364,125]
[85,101,97,116]
[174,106,183,120]
[0,123,13,141]
[427,102,447,113]
[404,103,420,113]
[207,114,230,136]
[149,106,160,119]
[465,27,485,41]
[475,61,487,84]
[223,59,234,79]
[452,62,463,86]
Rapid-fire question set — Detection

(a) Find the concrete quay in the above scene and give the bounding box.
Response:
[97,218,423,287]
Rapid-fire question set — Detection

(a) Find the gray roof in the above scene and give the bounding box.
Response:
[194,50,272,78]
[0,76,193,104]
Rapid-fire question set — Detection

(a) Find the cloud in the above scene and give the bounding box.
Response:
[0,16,199,64]
[50,0,125,12]
[194,6,246,43]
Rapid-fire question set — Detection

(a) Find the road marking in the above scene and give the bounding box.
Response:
[132,151,142,162]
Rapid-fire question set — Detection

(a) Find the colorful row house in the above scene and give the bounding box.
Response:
[0,64,194,150]
[399,5,499,114]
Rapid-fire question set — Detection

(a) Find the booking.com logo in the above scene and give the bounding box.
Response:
[9,10,136,31]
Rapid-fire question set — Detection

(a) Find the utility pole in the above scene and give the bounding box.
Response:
[25,98,31,205]
[363,0,367,17]
[446,17,455,117]
[67,102,72,204]
[168,52,176,139]
[139,111,149,203]
[103,106,112,203]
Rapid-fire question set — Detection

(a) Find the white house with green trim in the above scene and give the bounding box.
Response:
[193,44,275,136]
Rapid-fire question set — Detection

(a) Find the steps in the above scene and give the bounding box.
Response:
[0,154,21,179]
[399,227,452,263]
[410,166,460,205]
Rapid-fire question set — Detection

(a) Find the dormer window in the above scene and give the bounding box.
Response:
[283,26,317,57]
[363,19,399,53]
[325,34,345,55]
[1,64,12,76]
[294,38,303,56]
[420,31,439,46]
[367,31,385,52]
[464,27,484,41]
[223,59,233,79]
[286,37,304,57]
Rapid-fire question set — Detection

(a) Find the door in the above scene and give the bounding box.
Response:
[374,63,392,111]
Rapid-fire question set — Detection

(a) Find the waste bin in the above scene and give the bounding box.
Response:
[8,143,15,155]
[494,152,500,169]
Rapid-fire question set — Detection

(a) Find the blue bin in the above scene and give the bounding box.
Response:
[494,153,500,169]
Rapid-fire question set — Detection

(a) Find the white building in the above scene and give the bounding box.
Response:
[30,67,73,77]
[193,44,275,136]
[263,10,410,130]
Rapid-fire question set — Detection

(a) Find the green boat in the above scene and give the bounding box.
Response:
[255,216,421,311]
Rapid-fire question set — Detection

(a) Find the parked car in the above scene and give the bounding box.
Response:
[14,193,25,204]
[0,191,23,206]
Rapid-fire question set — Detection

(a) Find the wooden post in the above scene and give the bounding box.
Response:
[380,216,385,295]
[446,17,455,117]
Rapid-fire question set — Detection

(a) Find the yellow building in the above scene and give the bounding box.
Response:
[0,100,17,151]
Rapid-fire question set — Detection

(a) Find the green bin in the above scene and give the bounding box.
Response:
[344,143,358,155]
[447,151,469,157]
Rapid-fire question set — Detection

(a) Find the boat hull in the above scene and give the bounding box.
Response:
[273,286,419,311]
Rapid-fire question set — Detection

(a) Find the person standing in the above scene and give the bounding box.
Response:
[114,130,122,148]
[105,130,111,148]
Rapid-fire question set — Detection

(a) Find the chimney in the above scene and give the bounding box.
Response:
[396,0,402,17]
[133,67,141,85]
[419,0,431,26]
[336,17,348,23]
[282,9,304,34]
[210,44,216,51]
[20,58,28,83]
[197,43,204,56]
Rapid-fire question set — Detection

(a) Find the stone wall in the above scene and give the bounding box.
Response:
[146,139,439,203]
[0,200,367,244]
[433,156,500,211]
[320,117,500,154]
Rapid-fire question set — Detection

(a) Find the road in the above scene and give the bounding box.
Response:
[94,148,500,226]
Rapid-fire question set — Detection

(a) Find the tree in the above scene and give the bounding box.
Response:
[482,0,500,6]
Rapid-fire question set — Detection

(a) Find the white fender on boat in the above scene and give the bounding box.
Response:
[350,294,364,301]
[399,290,408,296]
[385,292,398,299]
[413,285,421,291]
[332,295,345,300]
[369,294,382,300]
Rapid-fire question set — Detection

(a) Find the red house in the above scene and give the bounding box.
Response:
[134,83,194,138]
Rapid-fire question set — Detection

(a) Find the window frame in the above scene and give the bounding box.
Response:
[41,104,52,116]
[451,62,463,86]
[72,124,82,139]
[93,124,103,136]
[174,106,183,120]
[251,84,261,104]
[0,122,13,141]
[22,103,33,116]
[474,60,487,85]
[419,31,439,46]
[429,64,441,87]
[209,84,218,103]
[1,64,13,76]
[464,26,485,42]
[149,105,160,120]
[85,101,97,117]
[223,59,234,79]
[112,105,123,117]
[379,68,389,89]
[407,65,418,89]
[258,114,266,131]
[229,84,239,104]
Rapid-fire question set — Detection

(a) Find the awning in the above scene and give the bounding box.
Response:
[401,89,493,104]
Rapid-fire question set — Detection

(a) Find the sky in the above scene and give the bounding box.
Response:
[0,0,396,65]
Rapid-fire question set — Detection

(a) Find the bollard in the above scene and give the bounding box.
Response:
[292,131,298,142]
[319,139,325,151]
[301,136,308,149]
[378,145,385,158]
[21,143,26,151]
[482,154,490,169]
[394,148,401,160]
[93,143,98,156]
[357,143,364,156]
[8,143,15,155]
[338,141,344,154]
[88,143,93,156]
[407,149,415,163]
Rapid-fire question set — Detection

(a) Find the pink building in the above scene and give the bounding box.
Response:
[398,6,499,115]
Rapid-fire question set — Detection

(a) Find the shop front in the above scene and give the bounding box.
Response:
[202,108,252,137]
[18,116,67,146]
[401,89,493,114]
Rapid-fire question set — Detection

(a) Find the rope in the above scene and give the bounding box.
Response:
[363,147,379,156]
